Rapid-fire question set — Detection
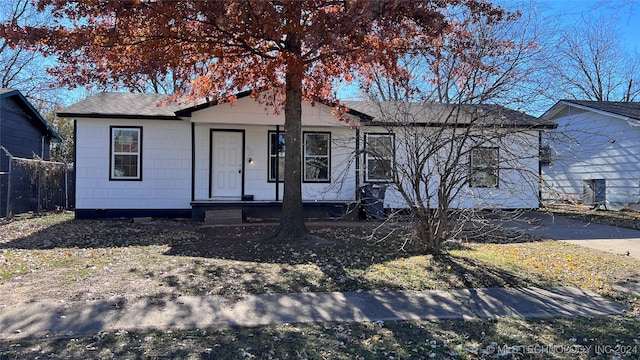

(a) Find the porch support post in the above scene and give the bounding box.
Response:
[191,122,195,202]
[355,127,360,202]
[275,125,280,202]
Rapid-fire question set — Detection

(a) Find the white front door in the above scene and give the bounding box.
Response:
[211,131,243,199]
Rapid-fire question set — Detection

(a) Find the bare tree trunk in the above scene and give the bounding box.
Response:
[273,29,309,240]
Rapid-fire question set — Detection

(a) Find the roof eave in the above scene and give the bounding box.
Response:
[57,112,182,121]
[1,89,63,142]
[543,100,640,124]
[363,120,556,129]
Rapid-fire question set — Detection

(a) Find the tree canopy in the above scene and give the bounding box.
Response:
[1,1,501,100]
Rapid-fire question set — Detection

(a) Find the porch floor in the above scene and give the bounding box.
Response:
[191,200,359,222]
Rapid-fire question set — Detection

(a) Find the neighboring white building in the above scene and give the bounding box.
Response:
[541,100,640,210]
[59,92,552,219]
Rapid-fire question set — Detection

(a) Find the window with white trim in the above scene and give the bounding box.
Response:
[365,133,394,182]
[110,127,142,180]
[304,132,330,182]
[470,147,498,187]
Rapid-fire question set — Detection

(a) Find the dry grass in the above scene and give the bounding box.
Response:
[2,212,640,359]
[1,213,638,306]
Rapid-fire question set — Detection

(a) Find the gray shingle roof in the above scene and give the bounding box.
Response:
[561,100,640,121]
[57,92,185,120]
[343,101,553,128]
[58,92,553,129]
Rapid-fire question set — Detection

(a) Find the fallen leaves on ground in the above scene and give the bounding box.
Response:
[0,213,638,312]
[2,213,640,359]
[3,317,639,359]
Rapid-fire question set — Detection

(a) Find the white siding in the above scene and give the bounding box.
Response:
[191,96,358,127]
[363,127,541,209]
[74,101,540,212]
[192,123,357,201]
[75,118,192,210]
[459,131,541,208]
[542,111,640,207]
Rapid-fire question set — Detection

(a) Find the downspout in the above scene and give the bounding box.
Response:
[73,120,77,215]
[191,122,195,202]
[538,131,543,209]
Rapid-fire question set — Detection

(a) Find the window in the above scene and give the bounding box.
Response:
[304,132,330,182]
[365,133,394,182]
[268,131,285,182]
[110,127,142,180]
[470,147,498,188]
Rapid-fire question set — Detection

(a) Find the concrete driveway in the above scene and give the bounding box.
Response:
[498,211,640,259]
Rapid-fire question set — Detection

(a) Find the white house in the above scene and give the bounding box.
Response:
[59,92,552,220]
[541,100,640,210]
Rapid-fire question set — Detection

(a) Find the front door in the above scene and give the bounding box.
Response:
[210,130,243,199]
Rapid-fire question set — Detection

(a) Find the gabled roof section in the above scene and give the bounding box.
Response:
[57,92,185,120]
[541,100,640,122]
[1,88,63,142]
[344,101,554,128]
[174,90,253,118]
[175,90,373,121]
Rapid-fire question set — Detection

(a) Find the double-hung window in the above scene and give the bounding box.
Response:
[110,126,142,180]
[365,133,394,182]
[268,131,285,182]
[303,132,330,182]
[470,147,499,188]
[268,131,331,182]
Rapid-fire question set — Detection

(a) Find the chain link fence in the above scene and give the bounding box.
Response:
[1,149,74,218]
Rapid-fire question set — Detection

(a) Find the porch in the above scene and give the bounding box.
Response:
[191,200,359,222]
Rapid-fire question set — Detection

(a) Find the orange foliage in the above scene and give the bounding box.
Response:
[1,0,505,108]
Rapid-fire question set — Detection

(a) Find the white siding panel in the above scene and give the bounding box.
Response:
[192,124,357,202]
[191,96,357,127]
[75,118,191,210]
[542,111,640,206]
[366,127,540,209]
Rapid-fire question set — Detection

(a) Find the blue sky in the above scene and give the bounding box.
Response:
[3,0,637,106]
[537,0,640,52]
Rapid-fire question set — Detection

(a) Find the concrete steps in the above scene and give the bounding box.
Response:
[204,209,243,225]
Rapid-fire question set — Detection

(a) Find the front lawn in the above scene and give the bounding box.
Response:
[1,213,639,359]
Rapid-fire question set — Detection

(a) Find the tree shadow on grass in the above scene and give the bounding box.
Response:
[159,222,554,296]
[0,217,201,249]
[0,215,555,299]
[4,216,627,355]
[3,316,638,359]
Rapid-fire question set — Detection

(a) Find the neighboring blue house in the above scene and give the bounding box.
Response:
[0,88,62,217]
